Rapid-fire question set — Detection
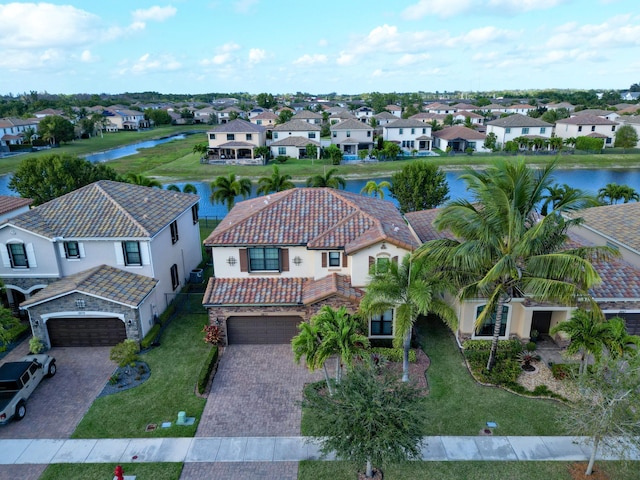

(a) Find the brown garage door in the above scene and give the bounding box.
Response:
[47,317,127,347]
[226,316,302,344]
[606,312,640,336]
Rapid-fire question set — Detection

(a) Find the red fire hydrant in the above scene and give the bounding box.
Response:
[114,465,124,480]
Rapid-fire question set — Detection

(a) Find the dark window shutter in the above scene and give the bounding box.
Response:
[239,249,248,272]
[281,248,289,272]
[322,252,327,268]
[342,253,348,267]
[392,256,399,264]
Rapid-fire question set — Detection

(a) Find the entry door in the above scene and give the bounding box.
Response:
[531,311,552,334]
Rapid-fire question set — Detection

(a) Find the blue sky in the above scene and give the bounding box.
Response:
[1,0,639,96]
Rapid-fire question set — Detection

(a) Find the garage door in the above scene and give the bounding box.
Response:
[47,317,127,347]
[606,313,640,336]
[226,316,302,344]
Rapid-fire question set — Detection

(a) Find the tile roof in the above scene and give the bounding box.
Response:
[292,110,322,119]
[385,118,431,129]
[269,137,320,147]
[273,120,321,132]
[252,111,279,120]
[20,264,157,308]
[487,114,552,128]
[573,109,613,117]
[204,188,419,253]
[0,196,32,215]
[557,114,617,126]
[302,273,364,305]
[330,119,371,130]
[5,180,198,239]
[208,119,266,134]
[573,203,640,252]
[404,209,453,242]
[203,277,307,305]
[433,125,486,141]
[374,111,397,120]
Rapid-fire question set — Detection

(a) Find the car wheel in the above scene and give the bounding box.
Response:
[15,401,26,421]
[47,361,57,377]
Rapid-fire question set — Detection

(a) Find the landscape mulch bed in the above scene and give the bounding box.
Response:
[568,462,609,480]
[383,349,430,393]
[98,361,151,397]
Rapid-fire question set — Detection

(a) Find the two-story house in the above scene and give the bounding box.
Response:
[216,106,244,124]
[207,119,267,162]
[432,126,488,153]
[330,119,374,155]
[382,119,432,153]
[250,111,279,129]
[1,181,202,348]
[485,114,553,148]
[202,188,419,344]
[0,118,40,149]
[554,114,619,147]
[104,108,150,130]
[291,110,323,125]
[269,120,321,159]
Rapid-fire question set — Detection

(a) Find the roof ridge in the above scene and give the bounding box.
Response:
[96,182,151,237]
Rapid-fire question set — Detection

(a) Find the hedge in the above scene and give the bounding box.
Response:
[370,347,416,363]
[1,323,30,345]
[197,346,219,395]
[140,324,161,350]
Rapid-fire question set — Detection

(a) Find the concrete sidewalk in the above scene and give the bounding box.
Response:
[1,436,638,465]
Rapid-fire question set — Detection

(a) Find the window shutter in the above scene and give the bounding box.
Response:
[140,242,150,265]
[78,242,85,258]
[342,253,348,267]
[369,256,374,269]
[392,256,399,264]
[239,249,248,272]
[321,252,327,268]
[57,243,65,257]
[26,243,37,268]
[281,248,289,272]
[0,244,10,268]
[115,242,125,265]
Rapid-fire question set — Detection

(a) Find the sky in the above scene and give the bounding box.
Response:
[1,0,639,96]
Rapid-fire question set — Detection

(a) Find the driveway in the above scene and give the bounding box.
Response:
[195,344,324,437]
[0,340,113,439]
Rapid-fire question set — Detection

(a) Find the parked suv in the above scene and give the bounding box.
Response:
[0,354,56,424]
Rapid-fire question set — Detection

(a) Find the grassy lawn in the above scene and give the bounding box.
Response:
[298,460,639,480]
[40,463,182,480]
[418,315,567,436]
[72,311,210,438]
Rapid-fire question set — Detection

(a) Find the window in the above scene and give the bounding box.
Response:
[371,309,393,336]
[505,127,511,134]
[273,132,279,139]
[122,241,142,266]
[308,132,316,139]
[278,147,286,155]
[332,131,337,138]
[7,243,28,268]
[591,126,596,132]
[246,133,252,141]
[226,134,235,141]
[522,127,529,134]
[578,126,583,132]
[248,247,280,271]
[367,130,371,137]
[64,241,80,259]
[540,127,546,134]
[475,304,509,337]
[612,125,616,131]
[170,264,179,290]
[399,128,404,135]
[209,133,216,140]
[411,128,415,134]
[346,131,351,137]
[328,251,341,267]
[170,221,179,244]
[256,120,262,125]
[191,205,199,224]
[422,128,426,134]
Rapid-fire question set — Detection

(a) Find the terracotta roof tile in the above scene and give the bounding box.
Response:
[203,277,307,305]
[0,196,32,215]
[302,273,364,305]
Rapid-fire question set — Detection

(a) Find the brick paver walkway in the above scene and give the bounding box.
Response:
[180,461,298,480]
[195,345,323,438]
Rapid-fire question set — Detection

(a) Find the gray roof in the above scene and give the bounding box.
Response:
[208,119,266,134]
[486,114,552,128]
[292,110,322,119]
[385,118,432,129]
[557,114,618,126]
[5,180,198,239]
[373,111,397,120]
[330,119,372,131]
[273,120,321,132]
[20,264,157,308]
[269,137,320,147]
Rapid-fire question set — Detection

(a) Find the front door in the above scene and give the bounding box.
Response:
[531,311,552,334]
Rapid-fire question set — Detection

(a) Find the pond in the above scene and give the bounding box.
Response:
[84,134,187,163]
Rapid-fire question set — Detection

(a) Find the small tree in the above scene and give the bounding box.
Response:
[614,124,639,150]
[557,356,640,476]
[303,362,428,478]
[389,161,449,213]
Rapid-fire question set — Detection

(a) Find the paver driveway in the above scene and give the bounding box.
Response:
[0,341,113,439]
[195,344,324,437]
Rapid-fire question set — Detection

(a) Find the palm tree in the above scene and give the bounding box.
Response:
[359,254,457,382]
[257,165,295,195]
[292,321,334,395]
[166,183,198,194]
[550,309,615,375]
[540,183,597,216]
[306,168,346,189]
[360,180,391,199]
[124,173,162,188]
[598,183,639,205]
[192,142,209,158]
[210,173,252,212]
[602,316,640,360]
[415,159,614,371]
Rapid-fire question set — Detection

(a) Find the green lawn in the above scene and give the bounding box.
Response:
[72,312,210,438]
[418,316,567,436]
[298,460,639,480]
[40,463,182,480]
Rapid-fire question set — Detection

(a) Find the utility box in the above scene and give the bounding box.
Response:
[190,269,203,283]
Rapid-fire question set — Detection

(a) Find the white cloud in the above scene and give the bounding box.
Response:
[200,42,241,66]
[401,0,473,20]
[124,52,181,75]
[487,0,568,13]
[293,54,328,66]
[402,0,567,19]
[248,48,267,64]
[80,50,95,62]
[234,0,258,13]
[336,52,355,66]
[396,53,431,66]
[318,39,328,47]
[132,5,177,22]
[549,15,640,49]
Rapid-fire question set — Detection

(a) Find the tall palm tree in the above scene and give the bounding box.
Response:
[540,183,597,216]
[166,183,198,194]
[415,159,614,371]
[257,165,295,195]
[292,321,334,395]
[359,254,457,382]
[124,173,162,188]
[550,309,614,375]
[210,173,252,212]
[306,168,346,189]
[360,180,391,199]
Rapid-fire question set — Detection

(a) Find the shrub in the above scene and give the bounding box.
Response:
[370,347,416,363]
[3,323,30,344]
[551,363,577,380]
[275,155,289,164]
[110,339,139,368]
[203,324,223,345]
[462,338,522,355]
[140,324,161,349]
[29,336,45,354]
[525,341,537,351]
[197,346,219,395]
